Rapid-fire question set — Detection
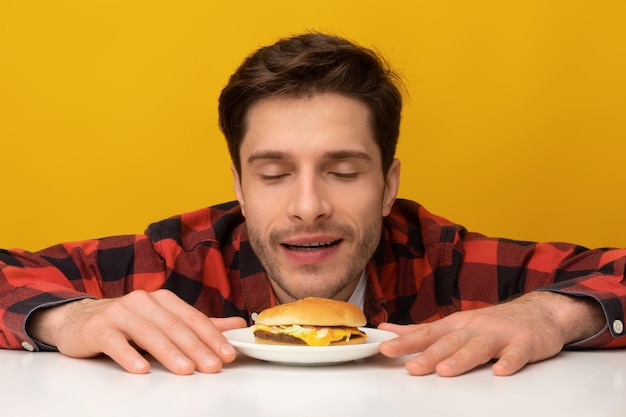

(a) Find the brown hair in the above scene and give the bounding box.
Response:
[218,32,404,176]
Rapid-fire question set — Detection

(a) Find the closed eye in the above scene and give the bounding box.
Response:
[260,173,290,182]
[331,172,359,179]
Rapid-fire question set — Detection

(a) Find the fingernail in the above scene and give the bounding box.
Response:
[174,355,192,369]
[383,339,399,348]
[416,355,427,365]
[202,355,220,369]
[221,343,236,356]
[133,358,148,372]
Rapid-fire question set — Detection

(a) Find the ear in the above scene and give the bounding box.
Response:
[381,158,400,217]
[231,164,246,217]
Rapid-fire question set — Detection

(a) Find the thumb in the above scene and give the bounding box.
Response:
[211,316,248,331]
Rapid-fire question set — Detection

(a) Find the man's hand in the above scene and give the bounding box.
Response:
[378,291,605,377]
[27,289,247,375]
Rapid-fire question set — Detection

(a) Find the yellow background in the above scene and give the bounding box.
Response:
[1,0,625,250]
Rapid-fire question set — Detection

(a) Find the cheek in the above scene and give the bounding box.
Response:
[335,191,385,226]
[336,182,386,209]
[239,192,281,229]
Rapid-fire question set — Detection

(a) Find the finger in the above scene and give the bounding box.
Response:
[377,323,415,358]
[54,293,221,374]
[178,310,237,371]
[210,316,248,331]
[116,304,198,375]
[192,317,247,364]
[377,322,415,336]
[51,298,154,373]
[378,322,449,358]
[431,334,497,377]
[491,342,534,376]
[403,329,472,376]
[151,292,243,370]
[95,291,200,374]
[142,292,230,373]
[97,330,151,374]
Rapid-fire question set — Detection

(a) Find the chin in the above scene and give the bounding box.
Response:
[270,263,356,297]
[285,279,353,301]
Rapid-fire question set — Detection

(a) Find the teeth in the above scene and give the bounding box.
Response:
[299,242,333,247]
[285,241,337,250]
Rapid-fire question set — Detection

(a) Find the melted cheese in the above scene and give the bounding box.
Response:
[254,324,366,346]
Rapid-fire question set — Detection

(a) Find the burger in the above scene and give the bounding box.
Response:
[252,297,368,346]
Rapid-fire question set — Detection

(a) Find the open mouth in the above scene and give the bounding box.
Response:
[282,240,341,251]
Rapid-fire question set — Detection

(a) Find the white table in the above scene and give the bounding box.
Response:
[1,349,625,417]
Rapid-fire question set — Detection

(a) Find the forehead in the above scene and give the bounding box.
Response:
[241,93,379,159]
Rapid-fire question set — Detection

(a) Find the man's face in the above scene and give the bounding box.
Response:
[232,93,400,303]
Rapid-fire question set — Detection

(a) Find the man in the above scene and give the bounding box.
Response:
[1,32,625,377]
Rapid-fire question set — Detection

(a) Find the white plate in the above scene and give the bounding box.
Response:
[223,327,397,366]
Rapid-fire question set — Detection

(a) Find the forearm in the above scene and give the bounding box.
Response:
[25,298,96,350]
[0,281,94,350]
[529,290,606,345]
[1,235,166,350]
[536,273,626,348]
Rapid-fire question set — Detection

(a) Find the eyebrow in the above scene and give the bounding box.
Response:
[247,150,372,164]
[247,151,290,164]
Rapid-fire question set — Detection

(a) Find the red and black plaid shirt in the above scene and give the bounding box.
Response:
[1,199,625,351]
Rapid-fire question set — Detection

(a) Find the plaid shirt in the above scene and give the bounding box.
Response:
[1,199,625,351]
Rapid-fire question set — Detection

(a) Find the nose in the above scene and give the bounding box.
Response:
[286,172,332,224]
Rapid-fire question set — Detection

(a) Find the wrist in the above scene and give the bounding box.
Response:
[26,298,95,347]
[534,291,605,344]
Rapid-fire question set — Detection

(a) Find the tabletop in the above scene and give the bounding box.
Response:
[1,348,625,417]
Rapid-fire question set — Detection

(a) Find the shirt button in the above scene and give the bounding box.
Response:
[21,341,35,351]
[251,312,258,322]
[612,320,624,335]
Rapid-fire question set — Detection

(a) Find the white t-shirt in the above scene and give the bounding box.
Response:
[347,270,367,311]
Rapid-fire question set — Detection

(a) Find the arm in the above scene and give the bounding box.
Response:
[378,212,626,376]
[1,234,246,374]
[0,235,164,349]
